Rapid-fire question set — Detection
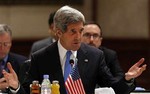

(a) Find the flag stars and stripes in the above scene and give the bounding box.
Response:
[65,62,85,94]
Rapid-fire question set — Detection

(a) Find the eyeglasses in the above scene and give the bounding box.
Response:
[83,33,101,39]
[0,42,11,47]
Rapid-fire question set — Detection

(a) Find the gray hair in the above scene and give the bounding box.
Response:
[54,5,85,32]
[0,24,12,36]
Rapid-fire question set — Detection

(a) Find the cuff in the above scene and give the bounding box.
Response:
[125,78,135,83]
[9,83,20,94]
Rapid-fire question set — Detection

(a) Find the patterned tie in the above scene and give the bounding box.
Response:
[64,51,72,81]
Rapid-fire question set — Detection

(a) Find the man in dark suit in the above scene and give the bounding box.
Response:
[2,5,146,94]
[29,11,57,56]
[0,24,27,92]
[81,22,124,80]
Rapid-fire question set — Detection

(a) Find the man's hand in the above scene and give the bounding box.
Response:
[2,62,19,89]
[125,58,147,81]
[0,77,9,90]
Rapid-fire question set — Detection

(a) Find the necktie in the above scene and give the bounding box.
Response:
[0,60,4,78]
[64,51,72,81]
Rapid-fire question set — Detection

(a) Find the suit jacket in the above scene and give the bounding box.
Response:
[99,46,124,80]
[1,53,27,93]
[6,52,28,77]
[21,42,134,94]
[19,59,31,84]
[30,37,53,55]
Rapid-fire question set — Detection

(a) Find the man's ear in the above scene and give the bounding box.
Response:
[100,37,103,43]
[56,29,62,37]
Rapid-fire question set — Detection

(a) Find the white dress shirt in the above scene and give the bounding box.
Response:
[57,40,77,76]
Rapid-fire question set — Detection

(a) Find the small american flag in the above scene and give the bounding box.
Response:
[65,60,85,94]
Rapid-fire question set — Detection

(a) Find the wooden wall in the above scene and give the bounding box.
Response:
[11,38,150,90]
[0,0,83,5]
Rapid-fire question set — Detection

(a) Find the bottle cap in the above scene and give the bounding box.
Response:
[52,80,59,84]
[43,74,49,79]
[32,80,39,84]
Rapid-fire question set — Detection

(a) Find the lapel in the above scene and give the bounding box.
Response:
[45,42,66,94]
[77,43,89,79]
[45,42,64,79]
[6,53,18,74]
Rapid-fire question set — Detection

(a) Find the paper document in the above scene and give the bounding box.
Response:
[95,87,115,94]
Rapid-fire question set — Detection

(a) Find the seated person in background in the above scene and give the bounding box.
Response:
[81,22,124,80]
[82,22,145,92]
[21,11,58,88]
[0,24,27,92]
[2,5,147,94]
[29,11,58,56]
[19,59,31,84]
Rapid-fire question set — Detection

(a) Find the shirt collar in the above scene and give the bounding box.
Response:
[57,40,77,61]
[3,55,8,63]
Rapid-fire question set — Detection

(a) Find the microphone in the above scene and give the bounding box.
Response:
[69,59,74,67]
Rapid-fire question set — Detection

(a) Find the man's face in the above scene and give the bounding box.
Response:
[0,33,12,60]
[81,24,102,48]
[57,21,84,51]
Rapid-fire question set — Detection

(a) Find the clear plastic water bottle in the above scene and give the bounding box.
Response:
[41,74,51,94]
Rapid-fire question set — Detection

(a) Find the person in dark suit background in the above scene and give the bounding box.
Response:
[29,11,58,56]
[21,11,57,88]
[0,24,27,92]
[81,22,124,80]
[2,5,146,94]
[19,59,31,84]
